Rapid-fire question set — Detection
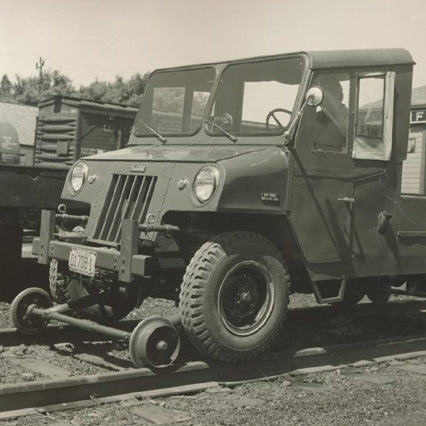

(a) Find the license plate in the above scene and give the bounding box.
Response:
[69,248,97,277]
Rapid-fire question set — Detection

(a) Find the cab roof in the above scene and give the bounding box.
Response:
[154,48,414,73]
[306,48,414,70]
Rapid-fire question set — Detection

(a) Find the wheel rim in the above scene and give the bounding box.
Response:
[129,316,180,369]
[218,260,274,336]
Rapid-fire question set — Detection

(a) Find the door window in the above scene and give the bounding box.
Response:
[312,73,350,153]
[352,72,395,161]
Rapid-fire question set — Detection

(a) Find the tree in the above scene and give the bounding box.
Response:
[0,65,149,107]
[0,75,13,101]
[76,72,149,106]
[13,70,75,105]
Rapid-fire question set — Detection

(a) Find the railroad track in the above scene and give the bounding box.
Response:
[2,298,426,348]
[1,298,426,419]
[1,331,426,420]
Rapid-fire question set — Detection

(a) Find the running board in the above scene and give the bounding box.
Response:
[312,279,346,304]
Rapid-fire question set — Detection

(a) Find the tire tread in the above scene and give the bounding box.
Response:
[179,231,290,362]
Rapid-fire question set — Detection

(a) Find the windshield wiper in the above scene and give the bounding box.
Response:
[135,118,167,144]
[203,119,238,143]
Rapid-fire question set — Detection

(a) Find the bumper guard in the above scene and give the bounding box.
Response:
[34,210,153,282]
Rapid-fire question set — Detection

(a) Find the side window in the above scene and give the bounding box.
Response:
[401,131,426,195]
[312,73,350,153]
[352,72,395,161]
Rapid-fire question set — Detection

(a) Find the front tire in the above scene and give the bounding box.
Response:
[179,231,290,362]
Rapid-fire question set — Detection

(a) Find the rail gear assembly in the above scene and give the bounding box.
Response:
[18,48,426,368]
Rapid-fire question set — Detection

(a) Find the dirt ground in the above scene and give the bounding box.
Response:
[1,294,426,425]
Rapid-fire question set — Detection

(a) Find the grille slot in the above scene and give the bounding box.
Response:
[93,174,157,243]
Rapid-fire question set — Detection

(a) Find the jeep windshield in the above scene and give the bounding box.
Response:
[133,55,305,141]
[208,56,305,137]
[134,67,215,138]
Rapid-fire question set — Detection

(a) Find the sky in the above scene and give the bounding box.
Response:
[1,0,426,88]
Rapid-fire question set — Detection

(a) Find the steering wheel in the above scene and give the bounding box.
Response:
[266,108,292,130]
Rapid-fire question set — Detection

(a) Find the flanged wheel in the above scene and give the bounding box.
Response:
[180,231,290,362]
[10,287,52,334]
[129,316,181,369]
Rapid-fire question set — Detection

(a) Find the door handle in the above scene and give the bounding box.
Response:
[337,197,355,204]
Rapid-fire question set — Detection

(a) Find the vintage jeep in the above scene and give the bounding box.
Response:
[14,48,424,367]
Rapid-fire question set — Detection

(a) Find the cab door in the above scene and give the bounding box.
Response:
[289,70,399,282]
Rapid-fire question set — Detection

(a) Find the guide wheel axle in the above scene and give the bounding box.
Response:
[10,288,181,370]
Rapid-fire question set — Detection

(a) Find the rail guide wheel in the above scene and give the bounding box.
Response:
[10,287,52,334]
[129,316,181,369]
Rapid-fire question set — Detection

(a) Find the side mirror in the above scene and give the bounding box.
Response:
[284,86,324,148]
[305,86,324,107]
[219,113,233,131]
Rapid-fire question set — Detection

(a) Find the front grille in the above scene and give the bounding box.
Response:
[93,174,157,243]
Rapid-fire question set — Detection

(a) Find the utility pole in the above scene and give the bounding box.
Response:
[35,57,45,83]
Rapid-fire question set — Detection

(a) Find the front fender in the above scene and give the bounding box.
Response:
[218,147,288,213]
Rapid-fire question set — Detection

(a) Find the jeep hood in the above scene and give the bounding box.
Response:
[85,144,267,163]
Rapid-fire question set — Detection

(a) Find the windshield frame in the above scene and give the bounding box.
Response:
[130,53,310,146]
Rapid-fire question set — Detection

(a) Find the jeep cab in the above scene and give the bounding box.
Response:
[32,49,420,364]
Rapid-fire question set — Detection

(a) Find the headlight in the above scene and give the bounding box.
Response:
[193,166,220,203]
[70,161,88,193]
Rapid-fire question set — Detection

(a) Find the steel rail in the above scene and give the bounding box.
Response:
[1,299,426,348]
[1,332,426,418]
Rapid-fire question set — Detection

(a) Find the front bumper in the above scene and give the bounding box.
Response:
[34,210,153,282]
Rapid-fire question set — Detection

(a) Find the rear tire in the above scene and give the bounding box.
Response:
[180,231,290,362]
[366,282,391,305]
[341,280,366,305]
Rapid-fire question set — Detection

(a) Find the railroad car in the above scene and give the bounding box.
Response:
[0,97,137,297]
